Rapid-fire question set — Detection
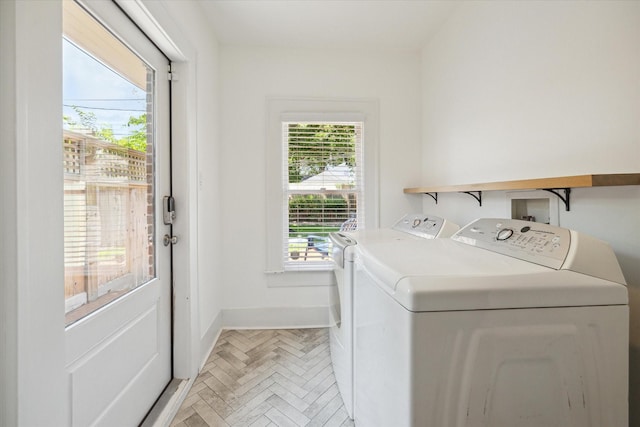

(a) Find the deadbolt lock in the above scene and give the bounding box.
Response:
[163,196,176,225]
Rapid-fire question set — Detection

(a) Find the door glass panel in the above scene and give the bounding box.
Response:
[63,0,156,325]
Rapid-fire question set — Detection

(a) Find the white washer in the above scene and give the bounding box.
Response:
[328,214,459,418]
[354,218,628,427]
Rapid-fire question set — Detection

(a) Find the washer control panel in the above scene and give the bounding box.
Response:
[392,214,446,239]
[329,232,357,269]
[453,218,571,269]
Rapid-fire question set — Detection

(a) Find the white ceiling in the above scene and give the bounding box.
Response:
[198,0,458,50]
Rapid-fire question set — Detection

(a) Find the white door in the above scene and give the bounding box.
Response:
[62,1,172,425]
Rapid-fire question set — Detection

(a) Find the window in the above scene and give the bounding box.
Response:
[284,122,364,270]
[266,98,379,279]
[62,0,157,324]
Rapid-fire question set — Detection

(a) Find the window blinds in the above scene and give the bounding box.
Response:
[282,122,364,270]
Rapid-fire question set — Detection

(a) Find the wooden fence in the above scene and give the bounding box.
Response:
[63,130,152,313]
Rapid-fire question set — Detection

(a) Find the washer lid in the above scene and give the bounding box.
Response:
[395,271,628,312]
[330,228,423,266]
[357,239,628,312]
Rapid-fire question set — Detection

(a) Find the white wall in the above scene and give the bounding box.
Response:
[0,1,68,425]
[219,47,422,324]
[420,0,640,422]
[422,0,639,184]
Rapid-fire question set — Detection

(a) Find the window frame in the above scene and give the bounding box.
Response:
[266,98,379,284]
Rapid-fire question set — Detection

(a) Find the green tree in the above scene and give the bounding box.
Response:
[63,106,147,152]
[288,123,356,183]
[118,114,147,152]
[64,106,116,143]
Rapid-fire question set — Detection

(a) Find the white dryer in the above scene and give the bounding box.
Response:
[328,214,459,418]
[354,218,628,427]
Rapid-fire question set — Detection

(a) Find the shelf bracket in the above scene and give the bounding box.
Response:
[461,191,482,206]
[423,192,438,204]
[540,188,571,211]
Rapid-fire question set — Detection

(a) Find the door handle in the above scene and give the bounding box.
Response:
[163,234,178,246]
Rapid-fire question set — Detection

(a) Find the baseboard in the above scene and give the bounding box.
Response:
[199,310,223,370]
[222,305,330,329]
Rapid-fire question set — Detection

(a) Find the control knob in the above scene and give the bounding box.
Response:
[496,228,514,241]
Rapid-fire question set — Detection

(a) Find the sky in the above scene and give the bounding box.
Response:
[63,38,146,138]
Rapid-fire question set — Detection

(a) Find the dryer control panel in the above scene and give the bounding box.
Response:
[392,214,458,239]
[452,218,571,270]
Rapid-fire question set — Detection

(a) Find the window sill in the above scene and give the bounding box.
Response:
[265,269,336,288]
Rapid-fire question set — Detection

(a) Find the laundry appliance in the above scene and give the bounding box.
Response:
[354,218,628,427]
[328,214,459,418]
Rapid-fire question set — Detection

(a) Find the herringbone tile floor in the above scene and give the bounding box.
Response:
[170,328,355,427]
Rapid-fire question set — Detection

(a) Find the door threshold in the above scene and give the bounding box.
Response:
[141,377,194,427]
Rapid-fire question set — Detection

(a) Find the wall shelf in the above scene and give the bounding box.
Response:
[404,173,640,211]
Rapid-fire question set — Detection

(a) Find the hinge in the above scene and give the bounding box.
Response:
[167,64,178,81]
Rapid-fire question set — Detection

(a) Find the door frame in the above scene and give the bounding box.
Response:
[113,0,201,380]
[114,0,201,381]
